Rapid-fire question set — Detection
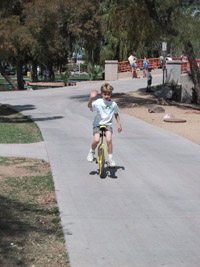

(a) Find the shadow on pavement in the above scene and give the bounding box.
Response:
[70,94,101,102]
[89,165,125,179]
[6,104,36,112]
[31,116,63,121]
[5,104,63,122]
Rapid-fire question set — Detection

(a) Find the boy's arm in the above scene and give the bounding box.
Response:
[88,89,98,108]
[115,113,122,133]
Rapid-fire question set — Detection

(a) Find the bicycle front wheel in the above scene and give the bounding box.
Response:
[99,146,105,178]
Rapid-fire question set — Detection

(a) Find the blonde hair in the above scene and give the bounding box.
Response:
[100,83,114,94]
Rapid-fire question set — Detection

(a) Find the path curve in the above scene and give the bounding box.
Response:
[1,76,200,267]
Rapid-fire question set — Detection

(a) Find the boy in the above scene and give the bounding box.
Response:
[146,68,152,92]
[87,83,122,167]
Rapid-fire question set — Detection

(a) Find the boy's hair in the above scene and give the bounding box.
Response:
[100,83,114,94]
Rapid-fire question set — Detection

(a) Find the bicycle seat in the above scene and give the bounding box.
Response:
[99,125,107,131]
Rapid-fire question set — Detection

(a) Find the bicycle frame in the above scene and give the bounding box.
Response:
[97,135,107,164]
[97,126,107,177]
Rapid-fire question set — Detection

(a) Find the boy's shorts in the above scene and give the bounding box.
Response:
[93,125,113,135]
[130,63,137,68]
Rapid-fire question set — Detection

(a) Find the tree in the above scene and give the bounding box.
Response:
[75,0,102,64]
[0,0,34,89]
[0,60,17,90]
[24,0,70,81]
[98,0,161,64]
[0,15,34,89]
[141,0,200,103]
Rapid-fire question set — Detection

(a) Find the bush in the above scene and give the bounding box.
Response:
[88,64,103,80]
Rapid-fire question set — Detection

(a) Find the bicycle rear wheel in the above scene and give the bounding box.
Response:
[99,146,105,178]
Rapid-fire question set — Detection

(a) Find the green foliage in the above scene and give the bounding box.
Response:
[80,63,88,72]
[60,67,71,86]
[0,0,200,85]
[99,0,161,61]
[88,63,103,80]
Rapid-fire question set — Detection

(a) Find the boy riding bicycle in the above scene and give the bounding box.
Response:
[87,83,122,167]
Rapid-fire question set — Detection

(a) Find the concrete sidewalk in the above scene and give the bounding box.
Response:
[0,141,49,162]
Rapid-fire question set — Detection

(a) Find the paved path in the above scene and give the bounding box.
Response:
[1,76,200,266]
[0,142,49,161]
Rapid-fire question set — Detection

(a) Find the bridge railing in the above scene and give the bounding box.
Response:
[118,58,161,72]
[118,57,200,74]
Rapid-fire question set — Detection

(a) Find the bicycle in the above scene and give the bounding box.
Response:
[96,125,107,178]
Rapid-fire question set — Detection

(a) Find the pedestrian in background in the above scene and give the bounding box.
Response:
[128,53,134,78]
[146,68,152,92]
[143,56,148,77]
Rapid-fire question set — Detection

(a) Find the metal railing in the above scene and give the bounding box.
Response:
[118,57,200,74]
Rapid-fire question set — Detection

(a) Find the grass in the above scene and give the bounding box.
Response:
[0,157,70,266]
[0,104,70,266]
[0,104,43,143]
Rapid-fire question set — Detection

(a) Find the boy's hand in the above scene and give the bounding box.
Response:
[118,124,122,133]
[88,89,98,108]
[90,89,98,99]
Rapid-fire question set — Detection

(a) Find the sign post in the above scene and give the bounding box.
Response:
[162,42,167,84]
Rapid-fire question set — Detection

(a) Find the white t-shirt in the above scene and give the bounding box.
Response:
[128,55,134,64]
[91,98,119,127]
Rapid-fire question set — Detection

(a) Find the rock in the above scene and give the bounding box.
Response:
[184,110,200,114]
[163,113,186,123]
[156,98,168,105]
[154,86,173,99]
[164,118,187,123]
[131,103,138,108]
[148,106,165,113]
[163,114,174,119]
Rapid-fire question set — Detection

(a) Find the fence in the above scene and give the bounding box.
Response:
[118,57,200,74]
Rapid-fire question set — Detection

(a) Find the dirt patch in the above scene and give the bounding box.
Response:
[0,158,50,177]
[113,88,200,145]
[0,157,70,266]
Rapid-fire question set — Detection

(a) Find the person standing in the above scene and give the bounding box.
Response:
[132,54,138,78]
[146,68,152,92]
[143,56,148,77]
[128,53,134,78]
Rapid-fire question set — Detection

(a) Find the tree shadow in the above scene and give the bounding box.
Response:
[0,195,59,265]
[69,90,157,108]
[1,104,63,122]
[6,104,36,112]
[31,116,63,121]
[89,165,125,179]
[112,91,157,108]
[69,89,200,111]
[70,94,101,103]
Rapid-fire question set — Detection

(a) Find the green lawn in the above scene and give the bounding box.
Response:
[0,104,43,143]
[0,104,70,266]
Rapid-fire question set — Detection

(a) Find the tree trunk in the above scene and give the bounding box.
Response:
[48,64,55,81]
[0,60,17,90]
[184,41,200,104]
[115,39,120,61]
[16,59,24,90]
[31,61,38,82]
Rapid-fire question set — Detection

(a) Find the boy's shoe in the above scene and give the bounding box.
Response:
[108,158,116,168]
[87,150,95,162]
